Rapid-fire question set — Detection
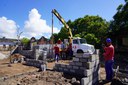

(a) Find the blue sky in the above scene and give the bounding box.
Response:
[0,0,125,39]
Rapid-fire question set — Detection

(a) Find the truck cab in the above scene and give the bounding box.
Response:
[72,37,95,55]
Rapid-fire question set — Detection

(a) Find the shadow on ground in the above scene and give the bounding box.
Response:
[98,79,127,85]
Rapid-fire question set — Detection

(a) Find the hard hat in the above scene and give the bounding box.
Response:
[106,38,111,43]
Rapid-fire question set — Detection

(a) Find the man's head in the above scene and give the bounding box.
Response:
[106,38,112,46]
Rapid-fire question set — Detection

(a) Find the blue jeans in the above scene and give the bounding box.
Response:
[55,53,59,62]
[105,60,114,80]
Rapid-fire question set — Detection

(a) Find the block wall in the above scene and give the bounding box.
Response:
[54,52,100,85]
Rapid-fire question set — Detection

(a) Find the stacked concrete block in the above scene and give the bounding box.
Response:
[26,59,47,68]
[23,45,48,69]
[33,45,48,61]
[19,50,33,58]
[54,50,100,85]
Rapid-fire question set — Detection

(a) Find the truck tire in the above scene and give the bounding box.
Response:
[77,49,84,53]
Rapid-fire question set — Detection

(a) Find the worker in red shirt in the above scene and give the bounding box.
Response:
[103,38,114,81]
[54,43,60,62]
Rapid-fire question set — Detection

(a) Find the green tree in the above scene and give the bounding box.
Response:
[109,1,128,42]
[72,15,109,39]
[52,33,59,43]
[83,33,100,48]
[21,37,30,45]
[51,15,109,48]
[58,27,69,41]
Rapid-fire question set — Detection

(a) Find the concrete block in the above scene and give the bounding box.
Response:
[75,69,85,75]
[83,53,92,57]
[67,65,72,69]
[95,54,99,60]
[80,67,86,70]
[84,69,92,77]
[75,53,84,57]
[88,81,92,85]
[64,68,69,72]
[89,74,93,82]
[55,63,61,68]
[73,57,79,62]
[73,66,79,69]
[69,62,75,66]
[75,62,82,66]
[82,62,95,69]
[95,49,100,55]
[90,54,96,62]
[81,77,90,85]
[70,69,75,73]
[61,64,67,68]
[79,58,89,62]
[59,68,63,71]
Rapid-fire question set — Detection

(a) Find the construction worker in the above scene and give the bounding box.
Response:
[103,38,115,81]
[54,43,60,62]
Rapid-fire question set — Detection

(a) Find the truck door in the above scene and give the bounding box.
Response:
[72,39,79,53]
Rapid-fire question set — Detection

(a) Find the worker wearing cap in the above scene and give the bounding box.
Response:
[103,38,115,81]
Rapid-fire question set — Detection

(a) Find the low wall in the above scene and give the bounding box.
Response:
[54,53,100,85]
[25,59,47,68]
[19,50,33,59]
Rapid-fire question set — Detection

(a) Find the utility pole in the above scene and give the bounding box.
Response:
[51,12,54,59]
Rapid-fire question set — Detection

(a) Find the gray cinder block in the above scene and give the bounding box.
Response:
[81,77,90,85]
[73,57,79,62]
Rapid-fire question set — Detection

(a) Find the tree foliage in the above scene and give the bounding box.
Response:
[83,33,100,48]
[52,15,109,48]
[21,37,30,45]
[109,1,128,38]
[72,15,109,39]
[52,33,59,43]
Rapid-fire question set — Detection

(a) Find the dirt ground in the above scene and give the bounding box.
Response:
[0,58,111,85]
[0,51,126,85]
[0,58,80,85]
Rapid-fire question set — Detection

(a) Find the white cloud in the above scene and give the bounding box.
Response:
[0,17,17,38]
[0,8,60,39]
[24,8,59,38]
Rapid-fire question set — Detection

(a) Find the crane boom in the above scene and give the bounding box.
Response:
[52,9,73,43]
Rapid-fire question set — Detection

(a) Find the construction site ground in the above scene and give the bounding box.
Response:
[0,51,127,85]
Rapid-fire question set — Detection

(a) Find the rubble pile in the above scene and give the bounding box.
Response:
[0,71,80,85]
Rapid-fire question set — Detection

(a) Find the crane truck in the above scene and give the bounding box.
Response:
[52,9,95,54]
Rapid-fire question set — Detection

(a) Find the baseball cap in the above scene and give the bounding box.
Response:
[106,38,111,43]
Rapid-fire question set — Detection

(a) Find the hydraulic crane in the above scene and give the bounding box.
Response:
[52,9,95,54]
[52,9,73,43]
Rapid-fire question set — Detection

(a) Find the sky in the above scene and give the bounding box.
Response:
[0,0,125,39]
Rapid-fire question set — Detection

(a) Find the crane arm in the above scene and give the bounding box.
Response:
[52,9,73,39]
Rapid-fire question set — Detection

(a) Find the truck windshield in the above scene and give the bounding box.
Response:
[80,39,87,44]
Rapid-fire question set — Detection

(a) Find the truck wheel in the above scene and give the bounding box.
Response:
[77,50,84,53]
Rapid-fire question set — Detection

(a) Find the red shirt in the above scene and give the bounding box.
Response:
[103,45,114,61]
[54,46,60,54]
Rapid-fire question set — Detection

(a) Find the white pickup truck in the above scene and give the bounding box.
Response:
[71,37,95,55]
